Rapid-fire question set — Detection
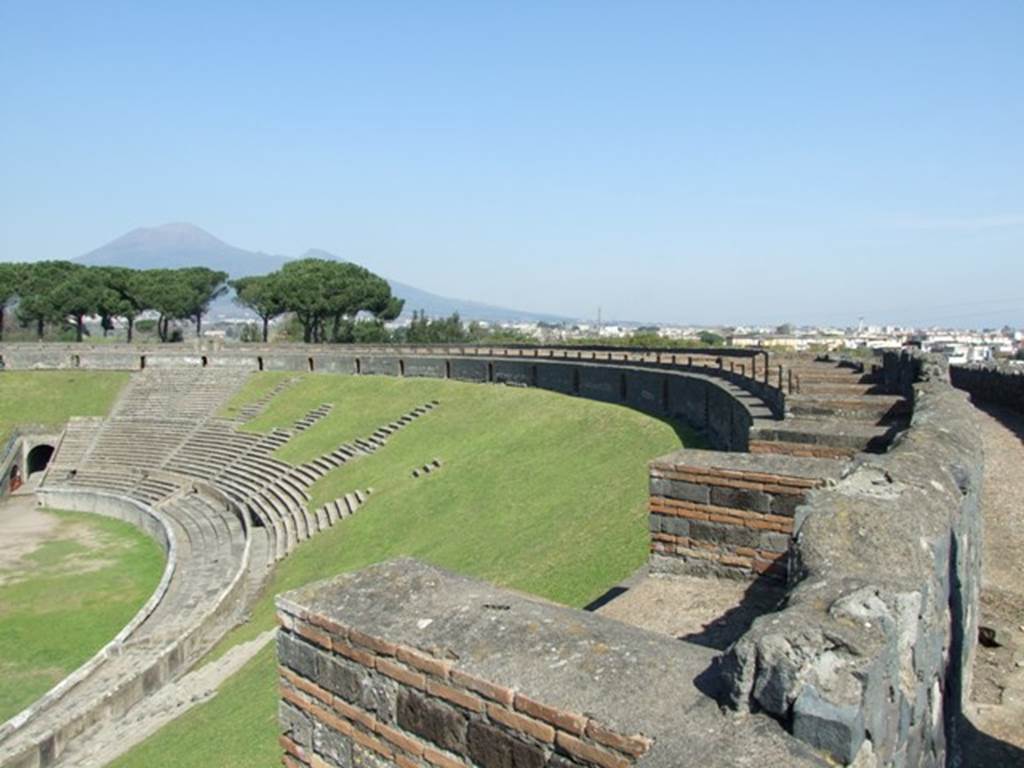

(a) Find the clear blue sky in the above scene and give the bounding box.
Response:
[1,2,1021,327]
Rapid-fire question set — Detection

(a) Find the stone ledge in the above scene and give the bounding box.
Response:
[277,559,828,768]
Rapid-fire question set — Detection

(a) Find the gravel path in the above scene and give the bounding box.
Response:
[963,402,1024,766]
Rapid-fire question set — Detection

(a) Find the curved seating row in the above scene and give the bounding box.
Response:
[11,379,444,768]
[0,487,252,768]
[227,401,439,561]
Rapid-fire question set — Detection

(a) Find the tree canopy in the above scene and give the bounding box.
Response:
[0,256,401,344]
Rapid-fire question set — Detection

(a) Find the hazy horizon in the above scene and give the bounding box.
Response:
[2,3,1021,328]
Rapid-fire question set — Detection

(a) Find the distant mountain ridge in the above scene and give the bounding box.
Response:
[75,223,570,323]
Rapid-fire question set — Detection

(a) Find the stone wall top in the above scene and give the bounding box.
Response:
[724,353,983,766]
[277,558,827,768]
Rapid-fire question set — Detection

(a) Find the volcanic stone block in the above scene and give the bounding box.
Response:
[278,631,319,680]
[397,689,468,755]
[279,700,313,747]
[792,686,865,765]
[709,485,772,513]
[649,478,709,504]
[313,721,353,767]
[467,720,546,768]
[662,515,690,538]
[319,651,364,703]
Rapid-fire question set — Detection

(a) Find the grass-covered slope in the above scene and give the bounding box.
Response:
[0,509,165,722]
[0,370,129,443]
[113,373,701,767]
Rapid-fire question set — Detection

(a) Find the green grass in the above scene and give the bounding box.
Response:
[106,373,701,767]
[0,371,129,443]
[0,509,166,722]
[217,372,297,421]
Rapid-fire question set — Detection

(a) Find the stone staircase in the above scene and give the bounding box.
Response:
[750,359,910,459]
[234,377,299,422]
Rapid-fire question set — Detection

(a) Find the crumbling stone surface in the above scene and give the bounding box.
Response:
[723,352,984,767]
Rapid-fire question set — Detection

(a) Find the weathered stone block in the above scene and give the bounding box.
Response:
[280,701,314,748]
[759,531,791,553]
[314,720,354,767]
[650,478,709,504]
[360,671,398,724]
[320,652,365,703]
[662,515,689,538]
[352,742,391,768]
[770,493,804,517]
[279,631,319,680]
[467,720,546,768]
[397,689,467,755]
[690,520,760,549]
[792,685,865,764]
[710,485,771,513]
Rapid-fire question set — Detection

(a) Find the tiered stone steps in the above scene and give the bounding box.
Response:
[752,359,910,459]
[245,401,440,561]
[47,417,104,474]
[0,491,250,768]
[312,489,369,531]
[234,377,299,422]
[110,368,243,422]
[9,359,803,767]
[292,404,332,432]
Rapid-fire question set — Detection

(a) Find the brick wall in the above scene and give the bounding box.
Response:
[276,575,655,768]
[648,451,845,580]
[275,560,826,768]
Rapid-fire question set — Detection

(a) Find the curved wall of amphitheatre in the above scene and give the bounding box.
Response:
[0,343,782,451]
[0,344,985,768]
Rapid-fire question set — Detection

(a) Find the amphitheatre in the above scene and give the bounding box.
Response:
[0,341,1021,768]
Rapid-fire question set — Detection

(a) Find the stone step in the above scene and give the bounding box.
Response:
[786,394,910,423]
[794,381,885,396]
[750,417,902,454]
[786,367,875,385]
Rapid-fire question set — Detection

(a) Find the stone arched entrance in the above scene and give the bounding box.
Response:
[26,444,55,476]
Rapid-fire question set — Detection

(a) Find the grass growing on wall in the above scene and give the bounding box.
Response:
[109,374,701,768]
[0,509,165,723]
[0,371,129,443]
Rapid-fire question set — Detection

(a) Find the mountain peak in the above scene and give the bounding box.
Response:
[114,222,227,249]
[74,224,571,323]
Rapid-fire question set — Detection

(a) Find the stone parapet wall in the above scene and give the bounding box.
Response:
[275,560,828,768]
[723,352,983,766]
[950,362,1024,414]
[0,343,779,451]
[648,451,846,580]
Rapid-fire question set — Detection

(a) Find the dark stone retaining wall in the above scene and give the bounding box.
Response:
[724,352,983,766]
[949,363,1024,414]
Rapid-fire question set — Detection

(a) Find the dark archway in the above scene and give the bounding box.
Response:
[27,444,55,475]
